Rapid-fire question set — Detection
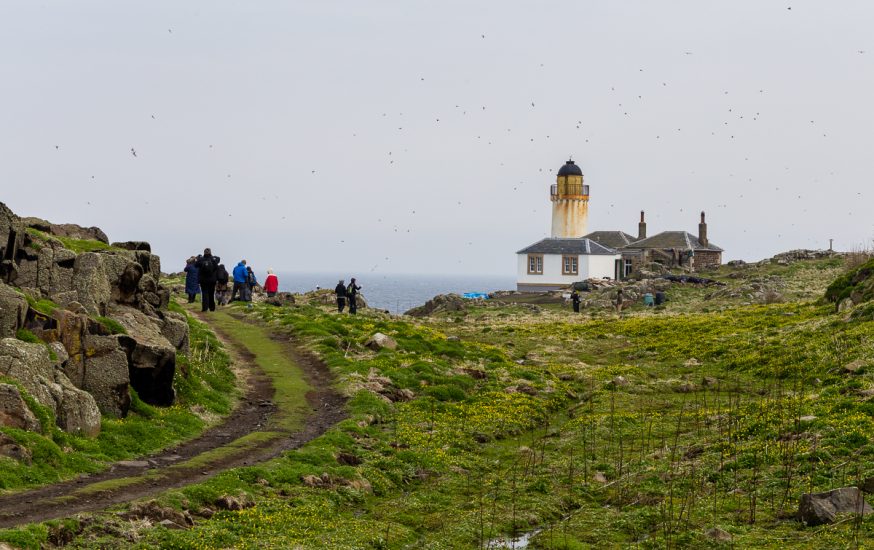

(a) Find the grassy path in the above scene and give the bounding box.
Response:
[0,306,343,529]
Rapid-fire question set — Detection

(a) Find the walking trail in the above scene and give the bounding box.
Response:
[0,308,346,529]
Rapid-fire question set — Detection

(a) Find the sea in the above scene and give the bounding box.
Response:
[275,272,516,314]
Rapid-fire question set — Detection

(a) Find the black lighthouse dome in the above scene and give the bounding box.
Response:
[557,159,583,177]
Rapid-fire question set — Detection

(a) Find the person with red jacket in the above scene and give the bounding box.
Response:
[264,269,279,298]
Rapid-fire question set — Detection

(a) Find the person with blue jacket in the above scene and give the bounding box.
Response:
[232,260,248,302]
[184,257,200,303]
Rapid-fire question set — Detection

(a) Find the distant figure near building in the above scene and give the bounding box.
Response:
[184,256,200,303]
[614,288,625,316]
[232,260,247,301]
[347,278,361,315]
[195,248,220,312]
[335,279,347,312]
[571,289,581,313]
[264,269,279,298]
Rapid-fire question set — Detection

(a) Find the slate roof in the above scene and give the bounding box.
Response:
[517,238,618,255]
[624,231,723,252]
[583,231,637,249]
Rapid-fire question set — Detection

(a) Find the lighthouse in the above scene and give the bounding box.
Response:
[550,159,590,237]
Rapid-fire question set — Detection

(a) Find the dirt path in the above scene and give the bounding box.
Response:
[0,309,346,529]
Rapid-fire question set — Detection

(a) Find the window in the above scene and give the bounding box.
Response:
[624,259,633,277]
[562,255,578,275]
[527,254,543,274]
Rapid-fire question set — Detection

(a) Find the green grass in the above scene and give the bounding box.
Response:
[23,296,58,316]
[5,258,874,549]
[95,316,127,335]
[24,227,118,254]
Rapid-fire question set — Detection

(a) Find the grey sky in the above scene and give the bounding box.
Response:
[2,1,872,276]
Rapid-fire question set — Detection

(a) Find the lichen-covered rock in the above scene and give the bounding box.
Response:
[82,334,131,416]
[0,282,27,338]
[108,305,176,407]
[21,216,109,244]
[798,487,872,526]
[0,338,100,436]
[0,383,41,432]
[72,253,112,315]
[159,312,190,354]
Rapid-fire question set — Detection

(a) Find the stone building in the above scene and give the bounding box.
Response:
[515,159,724,291]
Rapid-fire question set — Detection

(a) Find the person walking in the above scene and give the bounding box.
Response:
[184,256,200,303]
[195,248,220,312]
[215,263,231,305]
[232,260,248,301]
[334,279,347,312]
[347,277,361,315]
[264,269,279,298]
[571,289,581,313]
[245,266,258,301]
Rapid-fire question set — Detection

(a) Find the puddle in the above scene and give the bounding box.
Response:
[486,528,542,549]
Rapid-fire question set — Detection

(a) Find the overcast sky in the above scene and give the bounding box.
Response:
[2,1,873,276]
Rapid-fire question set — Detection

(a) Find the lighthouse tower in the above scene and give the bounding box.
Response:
[550,159,590,237]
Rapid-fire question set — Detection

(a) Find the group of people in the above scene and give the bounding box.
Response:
[184,249,279,312]
[334,278,361,314]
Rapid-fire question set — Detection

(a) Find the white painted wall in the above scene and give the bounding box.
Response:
[516,253,620,287]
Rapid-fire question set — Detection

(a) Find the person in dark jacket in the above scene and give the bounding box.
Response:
[184,256,200,303]
[231,260,247,301]
[347,277,361,315]
[571,289,581,313]
[215,264,231,306]
[335,279,347,312]
[195,248,221,312]
[245,266,258,301]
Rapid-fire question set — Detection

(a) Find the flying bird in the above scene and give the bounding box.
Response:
[130,148,137,157]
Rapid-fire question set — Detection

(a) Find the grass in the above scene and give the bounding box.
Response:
[25,227,118,254]
[4,257,874,549]
[95,316,127,335]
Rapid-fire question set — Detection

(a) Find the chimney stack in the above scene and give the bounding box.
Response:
[638,210,647,240]
[698,211,708,247]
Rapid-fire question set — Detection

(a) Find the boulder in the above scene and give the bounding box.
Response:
[704,527,732,542]
[108,305,176,407]
[264,292,296,307]
[159,312,190,354]
[71,252,111,315]
[0,383,41,432]
[82,334,131,416]
[0,202,25,284]
[0,338,101,436]
[798,487,872,526]
[364,333,397,351]
[0,282,27,337]
[112,241,151,252]
[0,432,32,464]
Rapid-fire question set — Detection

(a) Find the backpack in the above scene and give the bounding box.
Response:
[216,265,229,284]
[199,256,217,278]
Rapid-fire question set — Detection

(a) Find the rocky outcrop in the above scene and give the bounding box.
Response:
[0,338,101,436]
[20,216,109,244]
[826,258,874,308]
[0,202,187,435]
[798,487,872,526]
[405,294,466,317]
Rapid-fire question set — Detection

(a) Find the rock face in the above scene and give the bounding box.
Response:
[0,202,187,435]
[798,487,872,526]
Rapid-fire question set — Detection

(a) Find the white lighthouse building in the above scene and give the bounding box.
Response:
[516,159,620,292]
